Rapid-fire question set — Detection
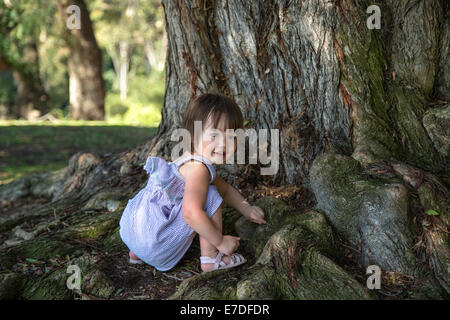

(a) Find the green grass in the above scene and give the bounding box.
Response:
[105,92,162,126]
[0,120,158,184]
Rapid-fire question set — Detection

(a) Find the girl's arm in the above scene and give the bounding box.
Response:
[181,161,224,247]
[213,176,266,224]
[181,161,241,256]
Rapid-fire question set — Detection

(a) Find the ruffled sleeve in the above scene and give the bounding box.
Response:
[143,156,155,174]
[143,157,174,186]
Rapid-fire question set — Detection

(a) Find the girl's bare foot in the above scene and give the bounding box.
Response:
[129,251,143,264]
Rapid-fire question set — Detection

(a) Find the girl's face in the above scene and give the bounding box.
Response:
[195,114,237,164]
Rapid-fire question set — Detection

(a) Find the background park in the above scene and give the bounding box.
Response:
[1,0,164,184]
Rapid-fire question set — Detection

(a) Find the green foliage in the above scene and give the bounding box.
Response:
[1,0,166,121]
[0,0,66,111]
[105,93,162,127]
[0,0,56,65]
[105,70,164,126]
[91,0,166,76]
[128,72,165,105]
[102,54,116,93]
[90,0,165,47]
[38,33,70,110]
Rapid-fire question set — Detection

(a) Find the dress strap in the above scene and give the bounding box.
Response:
[175,154,216,183]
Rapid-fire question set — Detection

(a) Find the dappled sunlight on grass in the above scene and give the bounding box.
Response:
[0,120,158,184]
[105,93,162,127]
[0,120,159,127]
[104,74,165,127]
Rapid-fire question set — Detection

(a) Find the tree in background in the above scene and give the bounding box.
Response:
[0,0,52,120]
[91,0,165,101]
[0,0,165,122]
[57,0,105,120]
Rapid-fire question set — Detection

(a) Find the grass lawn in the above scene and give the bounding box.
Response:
[0,120,158,185]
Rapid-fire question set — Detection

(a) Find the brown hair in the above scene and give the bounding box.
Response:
[181,93,244,152]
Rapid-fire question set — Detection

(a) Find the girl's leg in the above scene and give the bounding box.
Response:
[199,205,232,272]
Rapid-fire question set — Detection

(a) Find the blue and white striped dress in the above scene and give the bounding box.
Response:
[119,154,223,271]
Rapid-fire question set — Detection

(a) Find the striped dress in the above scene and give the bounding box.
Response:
[119,154,223,271]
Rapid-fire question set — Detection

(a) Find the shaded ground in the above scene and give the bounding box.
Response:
[0,172,424,300]
[96,184,418,300]
[66,182,309,300]
[96,234,257,300]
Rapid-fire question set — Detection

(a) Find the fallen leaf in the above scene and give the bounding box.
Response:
[426,209,439,216]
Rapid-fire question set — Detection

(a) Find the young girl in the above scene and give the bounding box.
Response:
[119,93,266,272]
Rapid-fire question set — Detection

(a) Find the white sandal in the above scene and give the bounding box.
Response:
[200,252,247,272]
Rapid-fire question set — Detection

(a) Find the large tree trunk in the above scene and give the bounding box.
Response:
[151,0,448,184]
[58,0,105,120]
[0,0,449,300]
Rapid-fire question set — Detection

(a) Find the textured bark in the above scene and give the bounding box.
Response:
[148,0,448,184]
[170,199,376,300]
[58,0,105,120]
[310,153,418,274]
[154,0,352,183]
[386,0,447,171]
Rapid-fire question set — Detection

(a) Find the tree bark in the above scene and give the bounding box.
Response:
[58,0,105,120]
[151,0,448,185]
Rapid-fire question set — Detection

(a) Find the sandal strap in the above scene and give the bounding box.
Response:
[200,252,246,270]
[200,256,216,264]
[230,253,243,265]
[214,252,224,269]
[200,252,225,269]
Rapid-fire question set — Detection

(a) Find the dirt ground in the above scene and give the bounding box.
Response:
[87,179,314,300]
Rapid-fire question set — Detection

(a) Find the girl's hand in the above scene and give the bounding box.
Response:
[243,206,266,224]
[217,235,240,255]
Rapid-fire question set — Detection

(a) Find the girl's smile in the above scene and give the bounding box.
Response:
[194,114,237,165]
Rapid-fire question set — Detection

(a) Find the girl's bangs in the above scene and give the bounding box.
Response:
[208,106,242,131]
